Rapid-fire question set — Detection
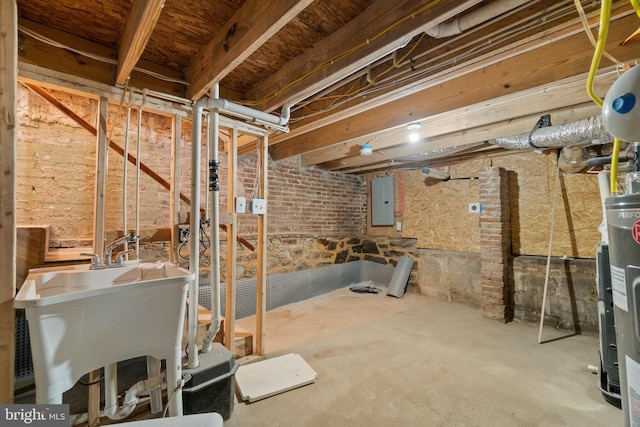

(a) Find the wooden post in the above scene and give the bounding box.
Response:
[256,135,268,355]
[88,97,108,427]
[224,128,238,351]
[170,115,181,262]
[0,0,17,404]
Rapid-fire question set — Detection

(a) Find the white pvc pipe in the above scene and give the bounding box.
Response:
[123,106,130,255]
[104,364,119,420]
[202,85,222,353]
[208,98,291,127]
[187,101,203,369]
[597,172,611,245]
[426,0,531,38]
[135,95,144,257]
[104,369,165,421]
[187,93,291,360]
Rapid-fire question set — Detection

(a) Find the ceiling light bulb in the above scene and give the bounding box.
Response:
[409,132,420,143]
[406,122,421,131]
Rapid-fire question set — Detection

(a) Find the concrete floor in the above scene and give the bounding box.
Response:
[226,287,622,427]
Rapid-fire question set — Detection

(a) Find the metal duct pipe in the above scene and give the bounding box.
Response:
[487,115,613,150]
[426,0,531,38]
[558,146,589,173]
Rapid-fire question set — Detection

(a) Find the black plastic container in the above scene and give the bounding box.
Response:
[182,344,238,420]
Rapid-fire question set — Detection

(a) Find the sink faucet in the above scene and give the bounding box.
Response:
[81,232,139,269]
[105,232,139,265]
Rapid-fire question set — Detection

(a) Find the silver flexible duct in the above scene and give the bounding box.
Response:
[488,115,613,150]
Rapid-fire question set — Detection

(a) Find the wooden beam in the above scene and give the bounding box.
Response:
[302,70,617,166]
[269,11,638,160]
[330,102,601,173]
[185,0,314,100]
[116,0,165,85]
[22,82,255,252]
[248,0,482,112]
[18,18,184,96]
[0,0,17,405]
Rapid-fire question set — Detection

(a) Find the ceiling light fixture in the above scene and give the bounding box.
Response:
[407,122,421,143]
[360,142,373,156]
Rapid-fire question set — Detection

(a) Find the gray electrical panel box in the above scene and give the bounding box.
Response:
[371,176,395,225]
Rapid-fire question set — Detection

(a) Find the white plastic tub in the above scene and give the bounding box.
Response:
[14,261,194,416]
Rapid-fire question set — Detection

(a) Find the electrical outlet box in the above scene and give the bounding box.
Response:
[235,196,246,213]
[468,203,482,213]
[396,221,402,231]
[249,198,266,215]
[178,227,189,243]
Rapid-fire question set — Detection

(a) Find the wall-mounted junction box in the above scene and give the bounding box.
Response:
[178,226,189,243]
[235,196,246,213]
[249,199,266,214]
[371,176,395,226]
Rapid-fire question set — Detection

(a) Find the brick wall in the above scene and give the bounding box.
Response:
[479,167,513,322]
[16,86,367,256]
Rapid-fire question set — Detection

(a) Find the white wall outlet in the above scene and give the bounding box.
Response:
[396,221,402,231]
[468,203,482,213]
[235,196,246,213]
[249,198,266,215]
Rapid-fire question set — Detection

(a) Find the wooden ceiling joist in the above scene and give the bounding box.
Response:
[116,0,166,85]
[301,70,617,167]
[185,0,315,100]
[269,10,639,161]
[323,102,602,173]
[247,0,483,112]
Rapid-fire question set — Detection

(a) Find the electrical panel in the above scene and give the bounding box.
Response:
[371,176,395,226]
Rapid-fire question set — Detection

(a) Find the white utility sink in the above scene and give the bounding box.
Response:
[14,261,194,416]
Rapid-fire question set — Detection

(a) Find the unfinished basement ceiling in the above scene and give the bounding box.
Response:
[15,0,640,174]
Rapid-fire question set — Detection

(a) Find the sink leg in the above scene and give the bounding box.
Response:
[166,355,183,416]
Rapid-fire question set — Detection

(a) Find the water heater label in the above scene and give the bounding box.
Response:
[626,356,640,425]
[611,264,629,312]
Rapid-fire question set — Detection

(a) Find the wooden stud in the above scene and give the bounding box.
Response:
[0,0,17,404]
[256,135,268,355]
[224,128,238,351]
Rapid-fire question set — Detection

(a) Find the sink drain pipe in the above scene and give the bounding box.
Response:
[188,92,291,368]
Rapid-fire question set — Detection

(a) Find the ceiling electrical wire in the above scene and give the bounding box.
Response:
[289,0,590,122]
[18,25,190,86]
[238,0,450,107]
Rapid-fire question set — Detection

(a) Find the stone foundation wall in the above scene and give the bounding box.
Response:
[512,256,598,335]
[418,249,599,335]
[170,236,419,291]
